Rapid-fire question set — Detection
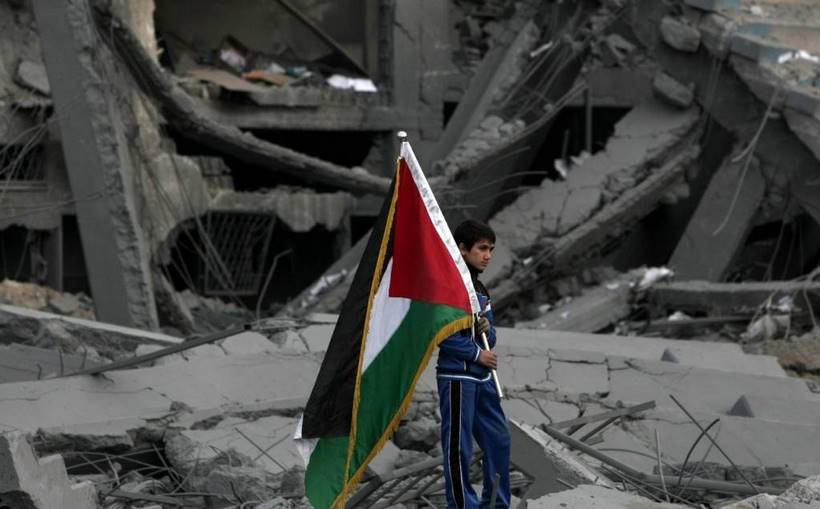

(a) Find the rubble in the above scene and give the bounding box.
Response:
[0,432,96,509]
[0,0,817,506]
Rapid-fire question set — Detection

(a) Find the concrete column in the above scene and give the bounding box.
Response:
[31,0,158,329]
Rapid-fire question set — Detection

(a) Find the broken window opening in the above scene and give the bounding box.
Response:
[729,214,820,283]
[164,214,342,312]
[61,215,90,296]
[0,144,45,182]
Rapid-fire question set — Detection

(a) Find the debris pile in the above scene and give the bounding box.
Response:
[0,0,819,506]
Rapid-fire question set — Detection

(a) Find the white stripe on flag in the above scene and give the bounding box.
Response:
[363,258,411,371]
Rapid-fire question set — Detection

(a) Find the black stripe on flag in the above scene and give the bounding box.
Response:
[301,176,397,439]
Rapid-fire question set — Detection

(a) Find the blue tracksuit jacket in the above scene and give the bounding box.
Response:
[436,275,511,508]
[436,278,497,382]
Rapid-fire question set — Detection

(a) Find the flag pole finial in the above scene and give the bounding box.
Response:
[397,131,408,142]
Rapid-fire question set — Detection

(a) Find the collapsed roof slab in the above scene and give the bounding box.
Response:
[632,0,820,226]
[500,328,786,377]
[649,279,820,316]
[92,6,390,197]
[619,407,820,477]
[0,304,181,360]
[284,315,787,378]
[0,351,320,436]
[488,102,703,312]
[31,0,159,329]
[490,99,700,254]
[514,272,635,333]
[604,356,818,416]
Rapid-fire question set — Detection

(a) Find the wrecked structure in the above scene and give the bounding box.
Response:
[0,0,819,507]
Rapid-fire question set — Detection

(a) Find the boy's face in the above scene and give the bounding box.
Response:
[459,239,494,273]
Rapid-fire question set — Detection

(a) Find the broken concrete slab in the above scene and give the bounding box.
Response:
[0,344,101,383]
[0,304,181,360]
[649,280,820,317]
[528,484,688,508]
[668,148,766,282]
[653,72,695,108]
[605,357,816,416]
[166,413,303,477]
[500,328,786,377]
[0,432,97,509]
[728,394,820,427]
[490,99,700,254]
[0,351,320,436]
[724,476,820,509]
[510,421,612,501]
[620,408,820,477]
[515,275,633,332]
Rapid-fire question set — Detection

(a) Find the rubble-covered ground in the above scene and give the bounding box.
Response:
[1,0,820,507]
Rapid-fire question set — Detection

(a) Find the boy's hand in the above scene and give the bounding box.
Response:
[477,350,497,370]
[476,317,490,337]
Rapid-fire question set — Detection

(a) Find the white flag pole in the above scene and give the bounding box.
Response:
[477,314,503,399]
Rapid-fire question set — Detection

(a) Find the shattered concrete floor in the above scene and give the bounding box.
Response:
[0,0,820,507]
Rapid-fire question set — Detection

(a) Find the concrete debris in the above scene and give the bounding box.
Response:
[0,431,96,509]
[653,72,696,109]
[660,16,702,53]
[14,60,50,96]
[510,420,612,501]
[0,0,817,506]
[0,280,94,320]
[528,484,688,508]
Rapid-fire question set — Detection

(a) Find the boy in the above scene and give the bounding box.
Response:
[437,219,511,508]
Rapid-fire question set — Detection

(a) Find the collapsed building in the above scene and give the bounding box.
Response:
[0,0,819,507]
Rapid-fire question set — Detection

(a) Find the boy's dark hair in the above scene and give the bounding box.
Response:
[453,219,496,250]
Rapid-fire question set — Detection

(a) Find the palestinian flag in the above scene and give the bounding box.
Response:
[294,141,480,508]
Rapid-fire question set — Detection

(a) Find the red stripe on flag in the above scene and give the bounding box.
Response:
[389,159,472,313]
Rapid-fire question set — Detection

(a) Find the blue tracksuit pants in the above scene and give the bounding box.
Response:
[438,378,511,508]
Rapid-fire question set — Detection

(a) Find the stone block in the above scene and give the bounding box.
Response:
[0,432,96,509]
[660,16,702,52]
[653,72,695,109]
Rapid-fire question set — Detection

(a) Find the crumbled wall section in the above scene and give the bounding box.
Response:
[490,99,700,254]
[31,0,158,329]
